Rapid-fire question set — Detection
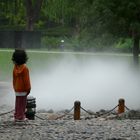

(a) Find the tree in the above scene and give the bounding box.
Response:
[93,0,140,64]
[43,0,93,31]
[25,0,43,31]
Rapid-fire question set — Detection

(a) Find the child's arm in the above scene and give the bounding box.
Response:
[23,66,31,94]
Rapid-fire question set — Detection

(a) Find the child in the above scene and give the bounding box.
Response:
[12,49,31,121]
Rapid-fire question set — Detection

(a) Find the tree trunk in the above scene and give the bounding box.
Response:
[26,18,34,31]
[14,0,17,15]
[25,0,43,31]
[133,35,139,65]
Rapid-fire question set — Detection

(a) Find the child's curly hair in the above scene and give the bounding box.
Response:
[12,49,28,65]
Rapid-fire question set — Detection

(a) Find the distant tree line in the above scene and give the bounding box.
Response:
[0,0,140,63]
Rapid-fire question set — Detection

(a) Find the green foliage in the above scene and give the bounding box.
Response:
[41,36,61,49]
[115,38,133,52]
[42,26,74,36]
[0,0,139,53]
[93,0,140,37]
[0,0,26,28]
[41,32,118,52]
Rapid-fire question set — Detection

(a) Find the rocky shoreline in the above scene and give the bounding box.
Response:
[0,105,140,140]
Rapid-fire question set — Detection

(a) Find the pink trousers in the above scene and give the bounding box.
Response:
[14,96,27,120]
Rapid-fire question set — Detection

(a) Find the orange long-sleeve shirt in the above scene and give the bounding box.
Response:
[13,64,31,93]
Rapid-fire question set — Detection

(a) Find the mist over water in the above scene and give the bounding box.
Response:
[1,52,139,111]
[31,53,140,111]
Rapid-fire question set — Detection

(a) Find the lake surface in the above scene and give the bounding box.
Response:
[0,50,140,111]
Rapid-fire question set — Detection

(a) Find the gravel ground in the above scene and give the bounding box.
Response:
[0,105,140,140]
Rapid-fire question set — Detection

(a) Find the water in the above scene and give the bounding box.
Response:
[30,52,140,111]
[1,51,140,111]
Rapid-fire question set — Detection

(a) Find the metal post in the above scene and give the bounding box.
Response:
[118,98,125,114]
[26,96,36,120]
[74,101,81,120]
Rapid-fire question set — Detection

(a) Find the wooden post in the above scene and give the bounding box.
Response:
[118,98,125,114]
[74,101,81,120]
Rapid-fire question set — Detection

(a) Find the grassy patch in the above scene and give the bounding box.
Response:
[0,51,13,81]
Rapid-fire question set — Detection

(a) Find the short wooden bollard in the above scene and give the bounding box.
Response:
[74,101,81,120]
[118,98,125,114]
